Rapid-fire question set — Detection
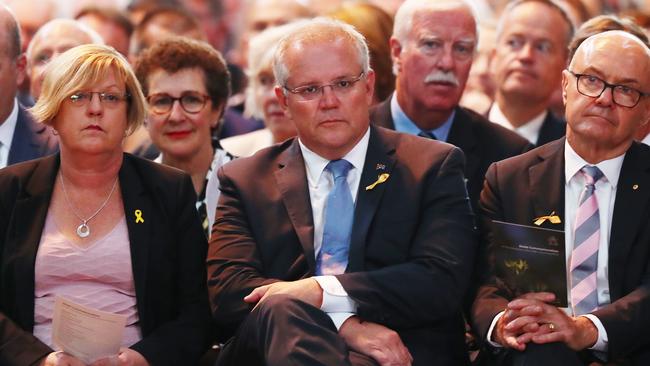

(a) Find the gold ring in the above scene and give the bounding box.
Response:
[548,323,556,331]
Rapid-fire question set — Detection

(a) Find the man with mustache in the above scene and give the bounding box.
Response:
[487,0,573,147]
[370,0,530,211]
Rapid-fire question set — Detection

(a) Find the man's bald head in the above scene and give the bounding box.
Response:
[569,30,650,71]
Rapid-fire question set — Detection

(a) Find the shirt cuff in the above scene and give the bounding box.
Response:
[328,312,356,330]
[486,311,505,348]
[581,314,608,352]
[313,275,357,313]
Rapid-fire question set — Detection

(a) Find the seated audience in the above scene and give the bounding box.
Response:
[208,18,477,365]
[0,44,211,365]
[471,31,650,364]
[135,37,233,237]
[75,6,134,57]
[488,0,573,146]
[221,23,300,157]
[0,5,57,168]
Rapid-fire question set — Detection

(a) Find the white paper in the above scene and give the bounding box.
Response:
[52,296,127,364]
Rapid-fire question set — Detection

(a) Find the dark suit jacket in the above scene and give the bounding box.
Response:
[536,111,566,146]
[7,105,58,166]
[370,99,532,211]
[471,139,650,364]
[208,126,478,365]
[0,154,211,366]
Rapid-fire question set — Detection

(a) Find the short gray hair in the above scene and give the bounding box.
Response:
[273,17,370,89]
[26,19,104,65]
[393,0,480,45]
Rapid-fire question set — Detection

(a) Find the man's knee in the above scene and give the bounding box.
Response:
[506,342,582,366]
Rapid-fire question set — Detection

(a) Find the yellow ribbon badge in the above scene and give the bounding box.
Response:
[533,211,561,226]
[365,173,390,191]
[134,209,144,223]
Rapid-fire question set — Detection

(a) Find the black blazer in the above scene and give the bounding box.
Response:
[536,111,566,146]
[0,154,211,365]
[208,126,478,365]
[471,139,650,364]
[370,99,532,211]
[7,105,58,166]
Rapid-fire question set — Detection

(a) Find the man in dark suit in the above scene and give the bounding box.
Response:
[0,5,57,168]
[371,0,530,212]
[208,18,477,366]
[471,31,650,364]
[487,0,572,146]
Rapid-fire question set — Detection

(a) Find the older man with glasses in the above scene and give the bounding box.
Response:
[471,30,650,365]
[208,17,477,366]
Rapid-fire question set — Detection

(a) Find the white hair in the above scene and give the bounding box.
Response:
[393,0,480,45]
[272,17,370,89]
[244,20,309,119]
[26,18,104,66]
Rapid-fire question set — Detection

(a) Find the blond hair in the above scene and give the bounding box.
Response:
[30,44,146,135]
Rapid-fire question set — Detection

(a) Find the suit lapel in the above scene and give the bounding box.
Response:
[608,143,650,299]
[10,155,58,328]
[528,139,566,228]
[119,155,153,320]
[448,108,480,184]
[348,127,397,272]
[273,141,317,272]
[370,98,396,130]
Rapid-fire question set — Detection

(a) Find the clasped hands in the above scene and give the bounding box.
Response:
[40,348,149,366]
[245,279,413,366]
[493,292,598,352]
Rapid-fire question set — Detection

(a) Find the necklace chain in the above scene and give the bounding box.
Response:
[59,172,119,238]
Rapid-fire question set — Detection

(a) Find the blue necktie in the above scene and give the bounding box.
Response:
[316,159,354,275]
[418,130,437,140]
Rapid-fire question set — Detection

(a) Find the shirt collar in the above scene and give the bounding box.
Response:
[564,139,625,187]
[488,103,547,144]
[299,127,370,187]
[0,99,19,149]
[390,92,455,142]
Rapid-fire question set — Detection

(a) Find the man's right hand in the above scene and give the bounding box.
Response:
[338,316,412,366]
[492,292,556,350]
[39,352,86,366]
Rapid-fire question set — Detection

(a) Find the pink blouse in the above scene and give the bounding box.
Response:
[33,213,142,348]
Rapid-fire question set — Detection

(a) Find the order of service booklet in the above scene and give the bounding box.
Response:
[490,220,568,307]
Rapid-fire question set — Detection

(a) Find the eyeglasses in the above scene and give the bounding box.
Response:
[69,91,130,107]
[283,72,365,101]
[568,70,649,108]
[146,92,210,115]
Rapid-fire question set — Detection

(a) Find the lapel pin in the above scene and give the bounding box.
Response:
[134,209,144,223]
[366,173,390,191]
[633,184,639,190]
[533,211,561,226]
[376,163,386,170]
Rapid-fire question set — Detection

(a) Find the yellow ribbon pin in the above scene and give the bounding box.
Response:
[365,173,390,191]
[533,211,561,226]
[134,209,144,223]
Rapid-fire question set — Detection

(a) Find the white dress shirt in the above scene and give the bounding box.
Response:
[298,127,370,330]
[641,133,650,146]
[0,99,19,168]
[488,103,546,145]
[486,140,625,353]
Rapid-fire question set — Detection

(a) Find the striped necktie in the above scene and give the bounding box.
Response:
[316,159,354,275]
[570,165,603,315]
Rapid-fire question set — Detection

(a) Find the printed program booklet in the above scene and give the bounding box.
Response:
[490,220,567,307]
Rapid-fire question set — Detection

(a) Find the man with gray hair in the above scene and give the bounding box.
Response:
[487,0,574,146]
[371,0,531,211]
[208,17,477,366]
[472,30,650,364]
[0,5,57,167]
[26,18,103,101]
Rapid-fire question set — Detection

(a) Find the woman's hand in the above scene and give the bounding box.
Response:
[90,348,150,366]
[39,352,85,366]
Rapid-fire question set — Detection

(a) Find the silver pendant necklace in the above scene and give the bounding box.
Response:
[59,173,119,238]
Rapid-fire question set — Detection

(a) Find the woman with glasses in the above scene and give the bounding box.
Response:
[0,44,211,365]
[135,37,232,237]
